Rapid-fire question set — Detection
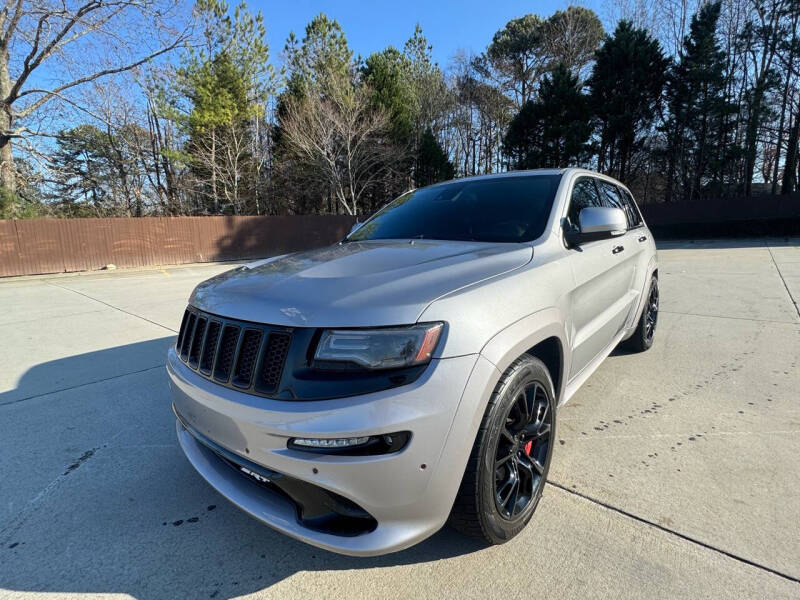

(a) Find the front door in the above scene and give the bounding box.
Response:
[566,177,637,379]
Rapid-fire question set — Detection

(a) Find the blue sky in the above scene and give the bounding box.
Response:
[251,0,608,68]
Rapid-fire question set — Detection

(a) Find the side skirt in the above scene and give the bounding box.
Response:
[561,327,627,406]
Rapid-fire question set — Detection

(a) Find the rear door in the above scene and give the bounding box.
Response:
[617,185,651,309]
[566,177,637,380]
[596,181,650,324]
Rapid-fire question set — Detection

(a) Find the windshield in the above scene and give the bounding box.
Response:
[347,174,562,244]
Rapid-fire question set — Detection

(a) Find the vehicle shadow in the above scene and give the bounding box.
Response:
[0,337,486,600]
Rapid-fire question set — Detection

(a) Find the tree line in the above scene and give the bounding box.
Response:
[0,0,798,219]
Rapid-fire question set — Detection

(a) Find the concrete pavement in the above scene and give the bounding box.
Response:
[1,240,798,599]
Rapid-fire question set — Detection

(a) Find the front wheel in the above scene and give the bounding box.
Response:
[626,275,659,352]
[449,354,555,544]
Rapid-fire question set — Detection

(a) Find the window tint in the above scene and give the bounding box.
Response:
[347,174,562,244]
[597,180,639,229]
[567,177,603,227]
[619,188,643,228]
[596,180,625,211]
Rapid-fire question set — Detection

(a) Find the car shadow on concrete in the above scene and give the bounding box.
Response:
[1,337,486,599]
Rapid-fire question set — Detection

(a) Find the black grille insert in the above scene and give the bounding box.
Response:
[199,321,221,374]
[180,312,196,360]
[188,317,207,367]
[175,306,292,398]
[258,332,291,393]
[176,309,190,349]
[233,329,263,388]
[214,325,241,383]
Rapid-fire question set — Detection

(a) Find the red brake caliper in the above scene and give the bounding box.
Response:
[524,440,533,455]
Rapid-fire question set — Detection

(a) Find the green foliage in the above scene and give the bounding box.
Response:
[285,14,353,100]
[362,47,416,144]
[0,186,17,218]
[163,0,276,213]
[479,14,546,105]
[478,7,604,106]
[0,189,43,219]
[179,0,274,128]
[504,64,591,169]
[415,128,455,187]
[49,125,113,214]
[187,53,252,133]
[588,20,668,181]
[406,27,450,133]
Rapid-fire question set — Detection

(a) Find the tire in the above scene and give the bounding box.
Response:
[625,275,659,352]
[449,354,555,544]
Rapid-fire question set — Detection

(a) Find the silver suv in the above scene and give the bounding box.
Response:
[168,168,658,556]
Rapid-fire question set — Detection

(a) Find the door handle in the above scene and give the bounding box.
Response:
[638,235,647,242]
[612,245,625,254]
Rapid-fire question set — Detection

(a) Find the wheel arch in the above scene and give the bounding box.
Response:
[480,307,569,405]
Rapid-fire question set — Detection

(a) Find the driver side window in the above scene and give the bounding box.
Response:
[567,177,603,229]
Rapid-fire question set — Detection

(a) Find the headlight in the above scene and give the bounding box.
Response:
[313,322,444,370]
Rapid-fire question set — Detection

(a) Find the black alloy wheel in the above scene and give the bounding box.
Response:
[625,275,659,352]
[644,278,659,344]
[449,354,555,544]
[493,381,551,519]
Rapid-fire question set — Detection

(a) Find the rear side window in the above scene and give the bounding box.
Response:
[567,177,604,228]
[619,188,643,228]
[596,180,626,211]
[597,180,640,229]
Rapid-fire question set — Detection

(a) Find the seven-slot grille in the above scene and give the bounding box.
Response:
[176,307,292,397]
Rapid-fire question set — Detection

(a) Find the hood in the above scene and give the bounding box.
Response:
[190,239,532,327]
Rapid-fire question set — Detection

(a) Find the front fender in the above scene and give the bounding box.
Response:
[480,307,569,405]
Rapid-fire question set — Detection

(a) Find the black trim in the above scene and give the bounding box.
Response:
[176,306,292,397]
[174,405,377,536]
[175,305,432,401]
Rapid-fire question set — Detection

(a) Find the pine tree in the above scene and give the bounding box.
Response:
[169,0,274,214]
[284,14,353,101]
[415,128,455,187]
[588,21,668,183]
[362,47,416,145]
[503,63,591,169]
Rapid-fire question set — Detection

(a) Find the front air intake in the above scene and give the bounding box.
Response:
[175,307,292,398]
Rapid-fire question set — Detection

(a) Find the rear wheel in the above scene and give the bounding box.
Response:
[626,275,659,352]
[449,354,555,544]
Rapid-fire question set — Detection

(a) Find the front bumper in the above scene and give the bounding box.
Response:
[167,347,496,556]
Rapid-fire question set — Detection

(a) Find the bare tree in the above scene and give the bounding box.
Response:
[541,6,605,79]
[189,118,251,214]
[280,88,398,215]
[0,0,188,192]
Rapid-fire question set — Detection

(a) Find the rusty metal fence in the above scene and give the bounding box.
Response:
[0,215,356,277]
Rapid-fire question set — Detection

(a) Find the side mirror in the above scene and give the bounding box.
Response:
[565,207,627,247]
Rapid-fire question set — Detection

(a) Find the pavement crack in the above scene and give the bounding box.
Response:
[659,310,797,325]
[45,281,178,333]
[0,364,165,407]
[0,442,111,544]
[766,245,800,319]
[546,480,800,585]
